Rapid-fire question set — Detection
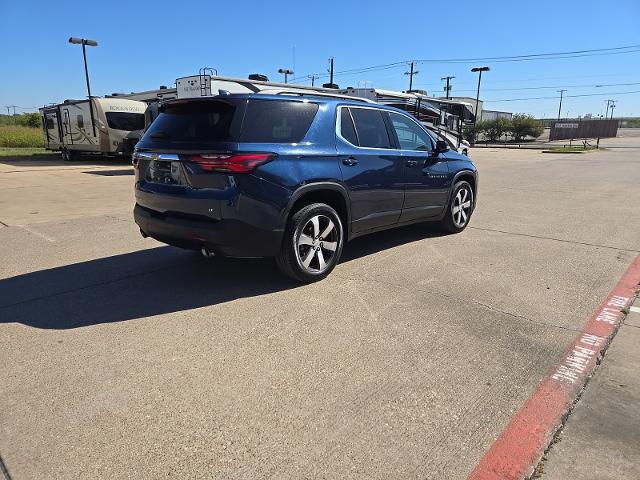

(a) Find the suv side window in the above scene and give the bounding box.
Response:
[388,112,433,151]
[339,107,359,145]
[349,107,393,149]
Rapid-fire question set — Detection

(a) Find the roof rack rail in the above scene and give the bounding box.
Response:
[259,88,375,103]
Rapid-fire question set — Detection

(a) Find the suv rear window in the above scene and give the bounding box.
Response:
[140,98,318,147]
[240,100,318,143]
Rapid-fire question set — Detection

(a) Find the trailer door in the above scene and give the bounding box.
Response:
[62,108,73,145]
[43,112,61,147]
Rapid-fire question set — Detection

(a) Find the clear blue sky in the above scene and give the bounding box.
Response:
[1,0,639,118]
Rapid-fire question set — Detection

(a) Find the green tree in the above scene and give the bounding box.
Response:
[484,117,512,142]
[510,114,543,141]
[20,113,41,128]
[463,120,488,142]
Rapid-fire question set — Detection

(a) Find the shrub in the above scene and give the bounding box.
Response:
[19,113,42,128]
[484,117,512,142]
[463,120,489,142]
[510,114,543,141]
[0,126,44,148]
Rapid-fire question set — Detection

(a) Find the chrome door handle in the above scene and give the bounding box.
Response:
[342,157,358,166]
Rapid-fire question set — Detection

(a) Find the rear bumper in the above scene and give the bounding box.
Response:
[134,204,283,257]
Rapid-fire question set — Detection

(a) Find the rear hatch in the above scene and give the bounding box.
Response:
[133,97,319,221]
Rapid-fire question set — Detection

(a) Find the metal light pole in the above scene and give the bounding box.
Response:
[278,68,294,84]
[471,66,489,144]
[69,37,98,137]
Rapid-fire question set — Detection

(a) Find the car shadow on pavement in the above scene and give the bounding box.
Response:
[0,223,447,329]
[0,155,131,168]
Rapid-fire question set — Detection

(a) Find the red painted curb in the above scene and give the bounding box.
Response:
[467,255,640,480]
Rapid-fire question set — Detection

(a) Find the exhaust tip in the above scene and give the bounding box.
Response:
[200,246,215,258]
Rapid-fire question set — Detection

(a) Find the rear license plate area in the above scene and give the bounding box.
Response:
[148,160,182,185]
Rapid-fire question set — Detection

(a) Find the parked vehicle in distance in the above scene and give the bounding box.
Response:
[40,97,147,161]
[133,93,478,282]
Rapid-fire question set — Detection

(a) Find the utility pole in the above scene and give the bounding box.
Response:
[605,99,612,119]
[404,61,419,92]
[441,76,455,99]
[308,74,319,87]
[609,100,617,119]
[557,89,566,120]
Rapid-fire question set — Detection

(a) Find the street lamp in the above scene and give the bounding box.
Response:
[278,68,294,84]
[471,66,490,144]
[69,37,98,136]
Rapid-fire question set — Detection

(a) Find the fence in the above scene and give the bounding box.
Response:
[550,120,618,141]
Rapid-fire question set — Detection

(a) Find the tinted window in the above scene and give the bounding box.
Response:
[339,108,358,145]
[106,112,145,131]
[144,100,239,144]
[389,113,433,151]
[240,100,318,143]
[350,108,392,149]
[45,117,55,129]
[76,114,84,128]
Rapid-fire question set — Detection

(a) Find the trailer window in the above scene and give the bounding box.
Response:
[77,115,84,129]
[46,117,55,129]
[106,112,145,131]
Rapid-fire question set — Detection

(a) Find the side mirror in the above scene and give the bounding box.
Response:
[435,139,450,154]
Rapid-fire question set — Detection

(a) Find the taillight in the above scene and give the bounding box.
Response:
[186,153,275,173]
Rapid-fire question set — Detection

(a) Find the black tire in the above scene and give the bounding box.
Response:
[61,149,76,162]
[276,203,344,283]
[440,180,475,233]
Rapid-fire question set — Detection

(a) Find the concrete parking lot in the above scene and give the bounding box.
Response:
[1,135,639,479]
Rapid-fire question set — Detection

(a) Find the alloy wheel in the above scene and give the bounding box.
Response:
[452,186,473,228]
[296,214,339,273]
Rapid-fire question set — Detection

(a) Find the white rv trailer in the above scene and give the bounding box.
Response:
[40,97,147,161]
[175,74,347,99]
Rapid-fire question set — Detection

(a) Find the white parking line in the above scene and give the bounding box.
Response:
[630,306,640,314]
[18,225,56,243]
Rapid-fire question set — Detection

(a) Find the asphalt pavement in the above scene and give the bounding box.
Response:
[1,135,639,479]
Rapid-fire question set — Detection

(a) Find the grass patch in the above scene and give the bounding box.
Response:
[543,146,599,154]
[0,125,43,148]
[0,147,50,157]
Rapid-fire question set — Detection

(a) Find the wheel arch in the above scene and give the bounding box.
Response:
[448,170,478,213]
[284,182,351,237]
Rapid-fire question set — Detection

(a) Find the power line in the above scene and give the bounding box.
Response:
[432,81,640,94]
[291,45,640,82]
[484,89,640,103]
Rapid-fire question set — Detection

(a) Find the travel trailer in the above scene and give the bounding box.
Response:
[40,97,147,160]
[175,73,343,99]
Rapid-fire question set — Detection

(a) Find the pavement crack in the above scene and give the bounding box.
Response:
[469,226,640,253]
[333,274,578,333]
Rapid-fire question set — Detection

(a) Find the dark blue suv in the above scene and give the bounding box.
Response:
[133,93,477,282]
